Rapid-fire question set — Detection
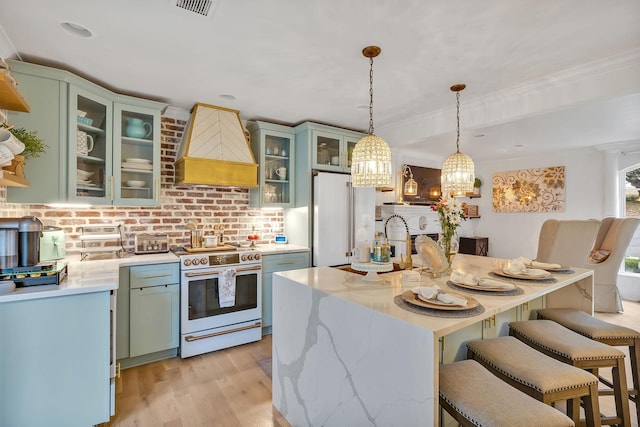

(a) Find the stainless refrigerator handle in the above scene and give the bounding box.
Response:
[346,180,353,257]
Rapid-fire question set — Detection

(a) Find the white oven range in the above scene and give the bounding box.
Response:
[178,249,262,358]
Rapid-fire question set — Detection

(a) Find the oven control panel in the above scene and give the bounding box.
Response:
[180,250,261,269]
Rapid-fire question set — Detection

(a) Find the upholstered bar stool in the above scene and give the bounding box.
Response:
[537,308,640,424]
[510,320,631,427]
[439,359,575,427]
[467,336,601,426]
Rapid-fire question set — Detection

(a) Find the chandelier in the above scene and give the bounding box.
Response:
[351,46,392,187]
[441,84,475,197]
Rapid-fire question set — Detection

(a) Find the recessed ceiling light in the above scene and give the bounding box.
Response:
[219,94,236,100]
[60,22,93,38]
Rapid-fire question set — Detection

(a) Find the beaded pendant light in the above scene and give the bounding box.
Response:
[351,46,392,187]
[441,84,475,197]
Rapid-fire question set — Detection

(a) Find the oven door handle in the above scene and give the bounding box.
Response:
[184,321,262,342]
[184,265,261,278]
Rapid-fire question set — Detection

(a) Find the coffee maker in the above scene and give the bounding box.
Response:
[0,216,43,269]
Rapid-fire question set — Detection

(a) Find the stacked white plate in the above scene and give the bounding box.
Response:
[121,157,152,170]
[77,179,97,187]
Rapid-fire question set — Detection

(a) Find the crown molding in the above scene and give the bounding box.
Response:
[380,48,640,146]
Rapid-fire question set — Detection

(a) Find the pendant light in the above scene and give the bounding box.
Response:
[351,46,392,187]
[441,84,475,197]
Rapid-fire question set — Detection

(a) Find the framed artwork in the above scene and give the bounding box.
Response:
[492,165,565,213]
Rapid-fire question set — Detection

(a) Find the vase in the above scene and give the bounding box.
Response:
[439,233,459,265]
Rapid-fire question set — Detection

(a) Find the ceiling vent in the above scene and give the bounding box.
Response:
[174,0,215,17]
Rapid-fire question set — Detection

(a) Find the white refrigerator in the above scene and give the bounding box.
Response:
[313,171,376,266]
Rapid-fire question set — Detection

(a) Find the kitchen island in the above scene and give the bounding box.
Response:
[271,254,594,427]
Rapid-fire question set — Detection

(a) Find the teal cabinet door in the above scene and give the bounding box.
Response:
[0,292,111,427]
[261,251,310,334]
[129,283,179,358]
[6,60,167,206]
[248,121,296,208]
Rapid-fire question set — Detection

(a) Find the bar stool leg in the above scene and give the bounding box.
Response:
[631,338,639,423]
[612,359,631,427]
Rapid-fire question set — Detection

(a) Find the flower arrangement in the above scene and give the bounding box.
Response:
[431,197,468,260]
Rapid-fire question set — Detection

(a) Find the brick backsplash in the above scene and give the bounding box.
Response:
[0,111,284,254]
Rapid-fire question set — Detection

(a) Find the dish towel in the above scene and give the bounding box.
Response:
[219,268,236,308]
[505,259,548,277]
[450,270,515,290]
[515,256,562,270]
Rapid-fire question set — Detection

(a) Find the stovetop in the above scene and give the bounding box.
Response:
[171,246,261,269]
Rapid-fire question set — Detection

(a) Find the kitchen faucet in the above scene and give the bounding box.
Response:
[384,214,412,270]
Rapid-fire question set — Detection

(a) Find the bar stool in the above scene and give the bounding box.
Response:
[467,336,601,426]
[439,359,575,427]
[510,320,631,427]
[537,308,640,424]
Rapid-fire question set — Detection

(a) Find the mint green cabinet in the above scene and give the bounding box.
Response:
[117,262,180,368]
[248,121,295,208]
[0,291,111,426]
[130,284,179,357]
[6,60,166,206]
[287,122,365,247]
[294,122,363,173]
[261,251,310,334]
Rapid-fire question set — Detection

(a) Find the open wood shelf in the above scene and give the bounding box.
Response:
[0,169,29,187]
[0,73,30,112]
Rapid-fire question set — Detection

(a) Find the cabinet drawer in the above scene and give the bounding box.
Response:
[262,252,310,273]
[130,263,179,288]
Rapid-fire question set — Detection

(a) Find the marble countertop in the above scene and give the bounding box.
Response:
[0,252,179,303]
[255,243,310,255]
[274,253,594,337]
[0,244,310,303]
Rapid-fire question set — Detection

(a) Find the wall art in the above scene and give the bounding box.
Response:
[492,165,565,213]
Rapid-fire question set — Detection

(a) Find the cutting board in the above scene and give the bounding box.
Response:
[184,244,237,253]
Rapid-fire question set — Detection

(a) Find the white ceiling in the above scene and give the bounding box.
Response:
[1,0,639,161]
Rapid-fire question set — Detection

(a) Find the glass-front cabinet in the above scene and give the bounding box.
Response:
[248,121,295,208]
[6,60,166,206]
[69,85,113,204]
[312,129,360,173]
[113,104,161,205]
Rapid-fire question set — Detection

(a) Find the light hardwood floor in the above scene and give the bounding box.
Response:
[102,300,640,427]
[101,334,290,427]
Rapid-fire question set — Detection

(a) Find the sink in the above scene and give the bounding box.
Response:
[335,263,405,276]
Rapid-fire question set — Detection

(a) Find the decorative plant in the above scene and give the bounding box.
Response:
[431,196,467,261]
[474,177,482,188]
[0,123,48,159]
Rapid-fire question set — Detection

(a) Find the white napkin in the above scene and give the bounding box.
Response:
[412,285,440,300]
[451,270,515,290]
[218,268,236,308]
[477,278,516,290]
[412,284,468,307]
[436,292,468,307]
[505,259,548,277]
[450,270,477,286]
[515,256,562,270]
